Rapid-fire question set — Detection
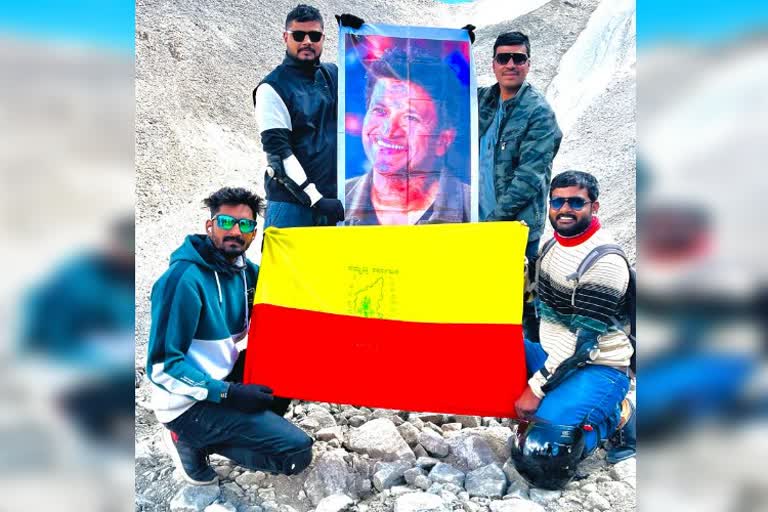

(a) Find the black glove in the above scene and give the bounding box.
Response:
[461,24,476,44]
[222,383,274,413]
[335,14,365,29]
[313,198,345,224]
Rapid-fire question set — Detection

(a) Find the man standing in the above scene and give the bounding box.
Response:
[478,31,562,341]
[146,187,312,485]
[509,171,635,487]
[254,5,363,228]
[346,47,470,225]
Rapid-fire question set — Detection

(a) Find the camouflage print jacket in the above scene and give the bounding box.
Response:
[478,81,562,241]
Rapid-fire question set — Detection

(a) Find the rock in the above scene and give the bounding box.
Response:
[373,461,412,491]
[170,484,220,512]
[409,413,448,425]
[428,463,465,487]
[316,426,344,443]
[413,445,429,459]
[257,488,276,501]
[315,494,355,512]
[235,471,266,487]
[427,482,443,494]
[394,492,448,512]
[609,458,636,483]
[439,489,458,504]
[454,416,482,429]
[261,501,279,512]
[597,481,635,504]
[580,483,597,493]
[416,457,440,469]
[347,418,415,461]
[501,461,529,498]
[217,487,248,512]
[373,408,399,420]
[584,491,610,511]
[489,499,545,512]
[413,475,431,491]
[390,485,417,496]
[528,488,560,505]
[220,482,243,498]
[214,465,233,480]
[341,407,362,419]
[307,406,337,429]
[446,428,511,471]
[404,467,427,485]
[348,416,367,428]
[442,483,463,495]
[465,464,507,498]
[408,417,425,430]
[204,503,237,512]
[418,430,450,458]
[241,507,263,512]
[299,418,321,431]
[304,450,356,506]
[441,423,462,433]
[398,422,421,447]
[502,482,528,499]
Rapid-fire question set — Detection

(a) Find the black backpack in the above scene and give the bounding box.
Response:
[537,239,636,373]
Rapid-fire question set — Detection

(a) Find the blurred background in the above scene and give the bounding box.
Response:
[0,2,134,511]
[637,0,768,510]
[1,0,767,510]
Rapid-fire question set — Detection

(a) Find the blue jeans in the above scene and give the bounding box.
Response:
[524,339,629,456]
[165,351,312,475]
[165,401,313,475]
[265,200,335,229]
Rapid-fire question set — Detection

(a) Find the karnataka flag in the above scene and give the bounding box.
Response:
[245,222,529,418]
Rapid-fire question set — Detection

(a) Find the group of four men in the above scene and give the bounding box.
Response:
[146,4,635,490]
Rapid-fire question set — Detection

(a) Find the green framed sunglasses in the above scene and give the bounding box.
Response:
[212,214,257,234]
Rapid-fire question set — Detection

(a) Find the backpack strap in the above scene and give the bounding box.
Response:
[569,244,635,343]
[534,237,557,281]
[567,244,629,307]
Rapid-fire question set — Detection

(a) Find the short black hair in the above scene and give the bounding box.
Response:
[364,47,462,132]
[203,187,265,219]
[550,171,599,202]
[285,4,323,29]
[493,31,530,57]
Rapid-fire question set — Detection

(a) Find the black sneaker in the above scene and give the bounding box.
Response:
[606,401,636,464]
[162,428,218,485]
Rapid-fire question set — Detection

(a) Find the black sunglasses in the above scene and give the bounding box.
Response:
[286,30,323,43]
[212,214,257,234]
[549,197,592,211]
[494,52,529,66]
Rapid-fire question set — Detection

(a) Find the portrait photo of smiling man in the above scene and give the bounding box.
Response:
[340,33,475,226]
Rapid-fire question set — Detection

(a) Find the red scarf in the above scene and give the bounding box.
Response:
[554,217,601,247]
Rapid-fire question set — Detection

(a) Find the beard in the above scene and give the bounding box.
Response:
[550,212,592,237]
[217,236,247,258]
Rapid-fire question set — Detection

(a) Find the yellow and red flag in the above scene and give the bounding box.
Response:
[245,222,528,417]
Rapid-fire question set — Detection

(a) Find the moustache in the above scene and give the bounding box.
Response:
[223,236,245,245]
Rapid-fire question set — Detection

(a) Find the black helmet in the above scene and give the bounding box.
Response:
[508,419,586,490]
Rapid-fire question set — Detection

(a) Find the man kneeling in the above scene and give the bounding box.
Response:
[146,187,312,485]
[510,171,635,489]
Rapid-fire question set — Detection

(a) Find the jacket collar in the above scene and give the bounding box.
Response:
[345,170,467,225]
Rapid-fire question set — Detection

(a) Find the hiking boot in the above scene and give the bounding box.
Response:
[606,400,636,464]
[162,428,218,485]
